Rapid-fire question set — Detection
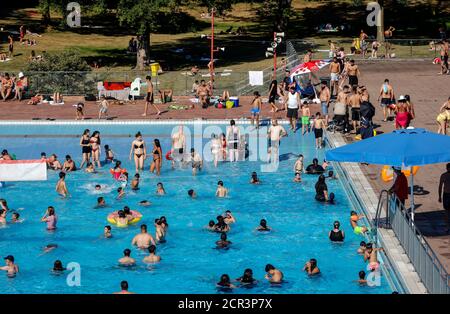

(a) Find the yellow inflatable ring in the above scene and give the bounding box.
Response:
[381,165,419,182]
[107,210,142,227]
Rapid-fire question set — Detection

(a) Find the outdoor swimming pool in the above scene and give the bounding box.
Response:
[0,121,394,294]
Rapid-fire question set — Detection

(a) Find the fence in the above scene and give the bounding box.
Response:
[387,193,450,294]
[22,70,251,97]
[308,38,443,60]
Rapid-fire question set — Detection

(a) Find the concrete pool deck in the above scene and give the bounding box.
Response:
[1,60,449,286]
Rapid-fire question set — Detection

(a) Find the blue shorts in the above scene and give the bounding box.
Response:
[321,102,328,115]
[251,108,260,115]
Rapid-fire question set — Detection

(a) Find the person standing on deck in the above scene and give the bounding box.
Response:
[389,168,408,207]
[329,57,341,98]
[378,79,395,122]
[438,163,450,234]
[143,76,161,116]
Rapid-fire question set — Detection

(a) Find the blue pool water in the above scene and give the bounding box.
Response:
[0,122,393,294]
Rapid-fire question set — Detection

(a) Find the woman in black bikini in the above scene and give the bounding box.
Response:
[79,129,91,168]
[129,132,146,172]
[90,131,101,169]
[150,139,163,176]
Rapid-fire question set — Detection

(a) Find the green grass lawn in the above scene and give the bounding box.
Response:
[0,1,447,96]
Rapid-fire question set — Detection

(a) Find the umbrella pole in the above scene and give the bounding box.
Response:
[410,173,415,225]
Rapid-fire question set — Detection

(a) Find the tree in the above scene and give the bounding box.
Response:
[38,0,52,25]
[116,0,178,70]
[257,0,293,34]
[196,0,235,16]
[26,51,92,95]
[377,0,385,42]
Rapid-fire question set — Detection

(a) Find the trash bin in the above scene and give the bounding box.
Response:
[150,63,160,77]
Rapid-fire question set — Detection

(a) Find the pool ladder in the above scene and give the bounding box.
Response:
[374,190,392,243]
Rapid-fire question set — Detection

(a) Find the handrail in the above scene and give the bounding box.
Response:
[374,189,390,243]
[387,193,450,293]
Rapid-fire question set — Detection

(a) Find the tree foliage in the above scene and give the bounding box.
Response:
[195,0,236,16]
[256,0,293,33]
[26,51,92,94]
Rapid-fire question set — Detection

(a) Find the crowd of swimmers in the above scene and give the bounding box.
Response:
[0,125,385,291]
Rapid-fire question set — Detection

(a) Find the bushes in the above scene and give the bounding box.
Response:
[26,50,94,95]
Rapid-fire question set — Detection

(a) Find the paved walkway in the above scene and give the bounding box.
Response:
[1,60,449,275]
[336,61,450,275]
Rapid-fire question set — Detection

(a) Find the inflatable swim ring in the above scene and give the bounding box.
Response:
[381,165,419,182]
[107,210,142,227]
[165,151,173,161]
[110,168,127,180]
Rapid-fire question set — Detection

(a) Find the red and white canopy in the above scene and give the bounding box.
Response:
[290,60,330,78]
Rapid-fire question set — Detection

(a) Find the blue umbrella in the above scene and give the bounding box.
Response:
[325,128,450,221]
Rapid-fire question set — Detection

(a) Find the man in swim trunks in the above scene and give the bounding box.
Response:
[171,125,186,167]
[378,79,395,122]
[131,224,156,249]
[347,59,360,87]
[300,102,311,135]
[267,119,287,162]
[348,85,361,133]
[216,180,228,198]
[264,264,283,283]
[197,80,210,109]
[313,112,326,149]
[319,81,331,123]
[250,91,262,129]
[226,120,240,162]
[329,57,341,97]
[438,163,450,233]
[143,76,161,116]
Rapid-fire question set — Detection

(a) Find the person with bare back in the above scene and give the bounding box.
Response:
[329,57,341,97]
[378,79,395,122]
[143,76,161,116]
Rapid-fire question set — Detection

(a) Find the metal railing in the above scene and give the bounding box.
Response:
[17,70,250,97]
[310,37,443,60]
[386,193,450,294]
[374,190,391,238]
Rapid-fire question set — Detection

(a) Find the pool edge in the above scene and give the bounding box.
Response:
[326,131,428,294]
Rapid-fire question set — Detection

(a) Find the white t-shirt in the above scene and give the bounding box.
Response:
[287,92,299,109]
